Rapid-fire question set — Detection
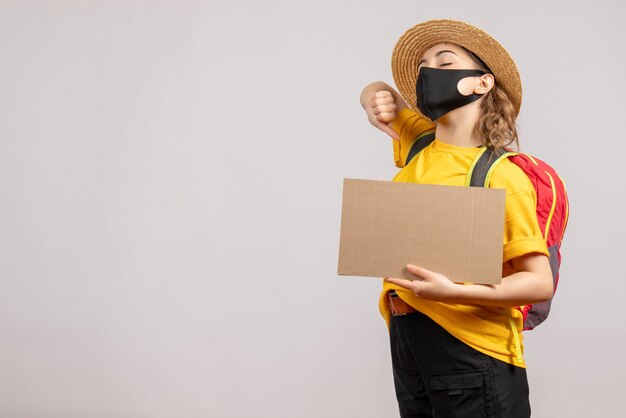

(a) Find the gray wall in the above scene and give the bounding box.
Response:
[1,0,624,417]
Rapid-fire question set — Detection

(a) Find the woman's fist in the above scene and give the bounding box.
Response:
[365,90,400,140]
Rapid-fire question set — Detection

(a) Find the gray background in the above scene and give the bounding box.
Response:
[1,0,624,417]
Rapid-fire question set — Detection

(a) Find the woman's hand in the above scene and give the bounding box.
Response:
[360,82,407,140]
[365,91,400,139]
[385,264,461,302]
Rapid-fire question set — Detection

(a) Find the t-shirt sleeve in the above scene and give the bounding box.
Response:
[390,108,436,168]
[489,161,550,263]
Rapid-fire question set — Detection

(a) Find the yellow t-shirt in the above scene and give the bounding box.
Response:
[379,107,549,367]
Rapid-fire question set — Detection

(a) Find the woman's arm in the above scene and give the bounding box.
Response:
[360,81,409,140]
[384,252,553,307]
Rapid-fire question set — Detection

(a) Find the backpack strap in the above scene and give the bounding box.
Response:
[404,132,436,166]
[466,147,518,187]
[467,146,525,363]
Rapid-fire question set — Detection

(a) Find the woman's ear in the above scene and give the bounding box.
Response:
[475,73,495,95]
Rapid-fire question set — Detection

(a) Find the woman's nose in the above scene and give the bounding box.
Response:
[417,64,437,74]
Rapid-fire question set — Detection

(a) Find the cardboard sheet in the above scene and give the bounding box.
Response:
[337,178,505,284]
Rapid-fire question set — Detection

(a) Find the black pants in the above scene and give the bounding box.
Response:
[390,309,531,418]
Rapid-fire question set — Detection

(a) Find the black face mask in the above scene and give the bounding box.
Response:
[416,67,487,121]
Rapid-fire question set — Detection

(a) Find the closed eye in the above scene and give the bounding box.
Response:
[440,63,452,67]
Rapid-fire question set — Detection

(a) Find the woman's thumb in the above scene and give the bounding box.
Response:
[406,264,431,280]
[374,119,400,140]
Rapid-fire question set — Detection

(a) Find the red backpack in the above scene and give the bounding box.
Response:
[405,133,570,330]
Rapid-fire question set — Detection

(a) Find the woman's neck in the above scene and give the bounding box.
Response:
[434,101,483,148]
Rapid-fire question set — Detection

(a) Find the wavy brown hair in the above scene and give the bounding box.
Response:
[463,47,519,151]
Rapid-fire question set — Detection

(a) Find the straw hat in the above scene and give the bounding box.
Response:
[391,19,522,120]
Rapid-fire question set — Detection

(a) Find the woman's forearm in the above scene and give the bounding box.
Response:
[453,270,553,307]
[385,253,554,307]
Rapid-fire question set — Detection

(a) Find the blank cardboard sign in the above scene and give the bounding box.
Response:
[337,178,505,284]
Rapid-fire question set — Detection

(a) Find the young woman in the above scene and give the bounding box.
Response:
[360,20,552,418]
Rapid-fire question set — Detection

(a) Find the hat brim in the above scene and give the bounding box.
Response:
[391,19,522,121]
